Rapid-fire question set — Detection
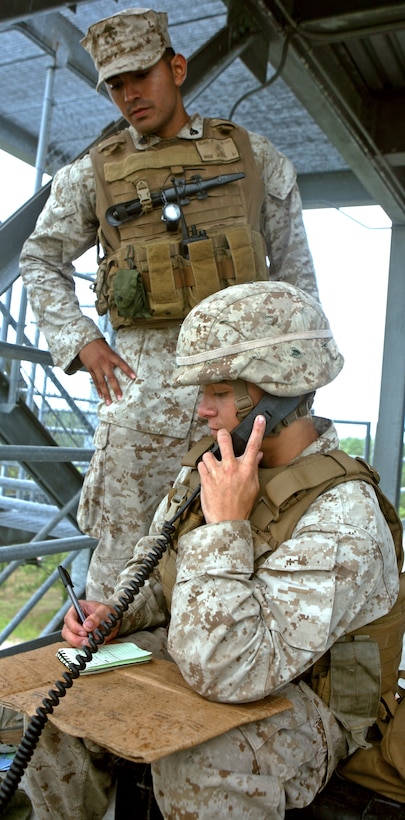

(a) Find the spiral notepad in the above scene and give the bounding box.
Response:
[56,641,152,674]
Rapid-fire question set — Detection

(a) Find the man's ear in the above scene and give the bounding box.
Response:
[171,53,188,87]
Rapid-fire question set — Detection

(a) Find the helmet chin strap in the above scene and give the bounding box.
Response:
[231,379,315,436]
[232,379,255,421]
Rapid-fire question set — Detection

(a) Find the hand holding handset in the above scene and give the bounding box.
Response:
[57,395,303,624]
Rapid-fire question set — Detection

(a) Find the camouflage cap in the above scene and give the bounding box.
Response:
[81,8,172,91]
[174,282,344,396]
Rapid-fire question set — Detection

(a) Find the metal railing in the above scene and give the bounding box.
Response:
[0,302,99,651]
[0,446,97,650]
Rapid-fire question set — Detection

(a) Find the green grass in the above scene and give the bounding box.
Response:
[0,555,68,643]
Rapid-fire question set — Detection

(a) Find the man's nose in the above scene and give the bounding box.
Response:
[197,396,216,418]
[123,78,141,102]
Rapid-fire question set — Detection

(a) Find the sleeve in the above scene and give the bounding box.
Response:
[248,131,320,301]
[19,155,105,373]
[105,540,170,636]
[105,488,176,635]
[167,482,398,703]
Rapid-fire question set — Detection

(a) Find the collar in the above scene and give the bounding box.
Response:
[129,112,203,151]
[293,417,339,461]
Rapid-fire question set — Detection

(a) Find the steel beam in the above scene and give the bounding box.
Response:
[0,0,99,26]
[290,1,405,37]
[0,114,38,167]
[297,170,374,209]
[0,373,84,523]
[251,0,405,222]
[0,185,50,295]
[0,536,96,562]
[373,224,405,506]
[11,12,108,96]
[0,445,93,461]
[183,27,258,105]
[0,341,53,365]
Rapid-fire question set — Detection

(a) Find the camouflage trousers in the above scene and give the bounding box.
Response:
[24,644,348,820]
[153,681,348,819]
[78,417,204,601]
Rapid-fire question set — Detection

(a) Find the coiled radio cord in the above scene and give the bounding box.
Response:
[0,485,200,813]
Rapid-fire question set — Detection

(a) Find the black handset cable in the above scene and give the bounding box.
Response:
[0,393,302,811]
[0,486,199,813]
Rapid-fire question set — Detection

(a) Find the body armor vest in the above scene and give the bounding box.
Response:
[160,441,405,751]
[90,119,268,329]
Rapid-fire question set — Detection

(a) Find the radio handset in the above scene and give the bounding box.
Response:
[207,393,305,461]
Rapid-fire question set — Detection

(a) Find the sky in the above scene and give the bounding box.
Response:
[0,149,392,437]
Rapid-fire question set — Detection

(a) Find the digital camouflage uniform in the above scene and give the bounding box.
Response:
[23,283,399,819]
[23,418,399,819]
[20,112,319,601]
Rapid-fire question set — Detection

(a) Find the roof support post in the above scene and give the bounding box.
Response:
[373,223,405,507]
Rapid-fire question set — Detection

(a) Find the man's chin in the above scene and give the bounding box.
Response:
[127,114,155,134]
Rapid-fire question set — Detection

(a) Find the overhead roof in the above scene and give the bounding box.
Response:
[1,0,405,219]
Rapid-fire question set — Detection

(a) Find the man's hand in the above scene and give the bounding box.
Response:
[198,415,265,524]
[79,338,136,404]
[62,599,120,647]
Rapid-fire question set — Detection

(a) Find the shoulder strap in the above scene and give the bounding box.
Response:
[176,444,403,569]
[89,128,135,256]
[181,436,215,467]
[251,450,403,568]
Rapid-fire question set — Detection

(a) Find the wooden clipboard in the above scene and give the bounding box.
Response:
[0,642,291,762]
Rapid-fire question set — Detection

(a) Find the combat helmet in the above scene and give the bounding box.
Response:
[174,281,344,427]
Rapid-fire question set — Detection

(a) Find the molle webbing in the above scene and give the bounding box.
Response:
[249,449,404,713]
[90,120,267,329]
[250,450,403,564]
[159,445,404,732]
[309,573,405,736]
[257,451,404,753]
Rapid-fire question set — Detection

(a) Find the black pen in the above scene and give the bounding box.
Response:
[58,565,86,625]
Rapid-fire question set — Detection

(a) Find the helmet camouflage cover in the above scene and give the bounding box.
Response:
[174,281,344,396]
